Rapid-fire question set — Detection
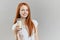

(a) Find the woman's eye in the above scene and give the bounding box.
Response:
[21,9,25,11]
[26,9,28,11]
[21,9,28,11]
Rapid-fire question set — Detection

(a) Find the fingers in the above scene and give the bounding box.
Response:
[15,25,22,31]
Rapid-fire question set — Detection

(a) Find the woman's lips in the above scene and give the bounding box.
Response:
[23,13,27,16]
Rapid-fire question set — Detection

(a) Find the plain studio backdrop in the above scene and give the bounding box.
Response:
[0,0,60,40]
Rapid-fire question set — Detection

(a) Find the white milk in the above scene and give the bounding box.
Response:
[17,20,22,28]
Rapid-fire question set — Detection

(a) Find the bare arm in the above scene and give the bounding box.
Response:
[13,26,21,40]
[35,27,39,40]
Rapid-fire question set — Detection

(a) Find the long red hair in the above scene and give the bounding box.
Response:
[14,2,36,37]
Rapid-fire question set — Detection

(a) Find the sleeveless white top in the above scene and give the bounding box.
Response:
[12,19,38,40]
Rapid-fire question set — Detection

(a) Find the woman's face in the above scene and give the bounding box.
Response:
[20,5,29,18]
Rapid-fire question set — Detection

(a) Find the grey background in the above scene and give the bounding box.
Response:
[0,0,60,40]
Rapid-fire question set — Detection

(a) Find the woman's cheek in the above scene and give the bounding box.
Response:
[20,12,24,15]
[26,11,28,15]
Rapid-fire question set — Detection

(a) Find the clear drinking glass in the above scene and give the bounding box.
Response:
[17,18,22,30]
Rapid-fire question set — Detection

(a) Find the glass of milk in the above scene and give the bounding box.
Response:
[17,18,22,30]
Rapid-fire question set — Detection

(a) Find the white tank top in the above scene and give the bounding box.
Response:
[12,19,38,40]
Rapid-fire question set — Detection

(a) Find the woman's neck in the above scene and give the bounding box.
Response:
[20,18,25,22]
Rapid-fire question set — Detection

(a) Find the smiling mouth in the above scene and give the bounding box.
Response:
[23,13,27,16]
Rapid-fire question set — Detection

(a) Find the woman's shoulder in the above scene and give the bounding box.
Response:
[32,19,38,28]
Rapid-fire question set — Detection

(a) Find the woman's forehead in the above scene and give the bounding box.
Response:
[20,5,28,9]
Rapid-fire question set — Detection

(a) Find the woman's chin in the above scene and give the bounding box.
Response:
[21,16,27,18]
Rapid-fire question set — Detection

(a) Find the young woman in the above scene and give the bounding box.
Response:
[12,2,39,40]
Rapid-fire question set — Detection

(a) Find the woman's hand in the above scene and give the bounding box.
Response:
[15,25,20,31]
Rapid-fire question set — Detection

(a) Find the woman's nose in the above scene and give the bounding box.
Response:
[24,11,26,13]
